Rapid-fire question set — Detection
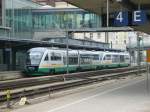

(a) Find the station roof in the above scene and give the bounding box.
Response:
[0,38,123,52]
[32,0,150,34]
[62,0,150,34]
[62,0,150,14]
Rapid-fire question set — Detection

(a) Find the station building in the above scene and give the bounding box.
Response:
[0,0,142,71]
[0,0,107,71]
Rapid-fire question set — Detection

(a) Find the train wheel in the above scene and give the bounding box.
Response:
[50,69,55,75]
[77,67,82,72]
[96,66,100,70]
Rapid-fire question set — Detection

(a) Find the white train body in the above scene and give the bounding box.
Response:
[25,47,130,76]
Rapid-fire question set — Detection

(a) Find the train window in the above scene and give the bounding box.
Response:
[44,54,49,61]
[125,55,130,62]
[112,55,119,63]
[103,56,106,60]
[69,56,78,65]
[120,55,125,62]
[51,52,61,61]
[125,55,129,60]
[27,51,44,65]
[80,54,92,64]
[93,54,99,60]
[105,55,111,60]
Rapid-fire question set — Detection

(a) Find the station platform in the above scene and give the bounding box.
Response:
[0,71,23,81]
[6,72,150,112]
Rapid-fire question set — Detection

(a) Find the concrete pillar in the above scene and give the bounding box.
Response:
[11,49,16,70]
[105,32,109,43]
[3,48,11,70]
[2,0,6,26]
[2,49,5,64]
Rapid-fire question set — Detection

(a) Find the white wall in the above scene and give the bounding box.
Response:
[73,32,131,50]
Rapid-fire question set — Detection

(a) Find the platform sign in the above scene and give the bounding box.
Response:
[132,10,147,25]
[146,50,150,63]
[114,10,147,26]
[114,11,128,26]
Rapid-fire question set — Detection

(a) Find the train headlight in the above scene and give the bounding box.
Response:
[28,66,35,71]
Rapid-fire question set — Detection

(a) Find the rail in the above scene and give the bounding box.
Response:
[0,66,143,91]
[0,66,146,103]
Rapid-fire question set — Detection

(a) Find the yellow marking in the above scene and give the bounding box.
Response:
[40,64,64,68]
[103,60,112,64]
[6,90,11,99]
[51,64,63,67]
[40,64,50,68]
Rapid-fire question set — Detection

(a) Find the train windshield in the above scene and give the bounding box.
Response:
[26,51,44,65]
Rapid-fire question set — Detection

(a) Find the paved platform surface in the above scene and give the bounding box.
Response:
[10,74,150,112]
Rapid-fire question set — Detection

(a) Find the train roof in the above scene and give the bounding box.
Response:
[28,47,129,55]
[103,51,129,55]
[29,47,47,52]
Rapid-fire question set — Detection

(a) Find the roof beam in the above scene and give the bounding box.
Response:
[32,0,62,6]
[116,0,136,10]
[117,0,150,10]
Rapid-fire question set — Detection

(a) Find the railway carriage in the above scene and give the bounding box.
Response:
[101,52,130,68]
[25,47,130,76]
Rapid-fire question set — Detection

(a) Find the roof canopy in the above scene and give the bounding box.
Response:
[63,0,150,34]
[63,0,150,14]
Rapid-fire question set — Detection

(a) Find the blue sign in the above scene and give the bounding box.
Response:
[114,11,128,26]
[132,10,147,25]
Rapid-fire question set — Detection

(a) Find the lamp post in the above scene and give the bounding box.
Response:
[137,32,142,75]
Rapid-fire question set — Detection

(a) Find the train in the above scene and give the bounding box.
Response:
[24,47,130,76]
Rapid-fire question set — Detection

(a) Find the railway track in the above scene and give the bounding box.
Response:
[0,66,142,90]
[0,66,146,103]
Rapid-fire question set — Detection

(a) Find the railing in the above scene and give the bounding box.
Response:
[0,64,24,71]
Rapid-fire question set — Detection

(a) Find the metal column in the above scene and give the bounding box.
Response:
[105,0,109,43]
[137,32,141,66]
[137,32,141,75]
[66,31,69,75]
[146,62,149,93]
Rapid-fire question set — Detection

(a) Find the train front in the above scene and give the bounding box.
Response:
[24,48,45,76]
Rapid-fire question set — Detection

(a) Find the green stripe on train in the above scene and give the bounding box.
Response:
[29,63,129,76]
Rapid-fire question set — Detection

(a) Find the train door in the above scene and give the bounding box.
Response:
[120,54,125,67]
[112,54,120,67]
[124,54,130,65]
[39,51,50,73]
[50,51,63,73]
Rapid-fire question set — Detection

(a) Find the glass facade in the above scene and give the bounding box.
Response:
[0,0,103,71]
[4,0,41,39]
[0,0,2,25]
[2,0,102,40]
[32,8,102,30]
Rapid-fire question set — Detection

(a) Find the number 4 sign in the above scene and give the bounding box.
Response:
[114,11,128,26]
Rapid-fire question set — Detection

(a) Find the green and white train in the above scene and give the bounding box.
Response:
[25,47,130,76]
